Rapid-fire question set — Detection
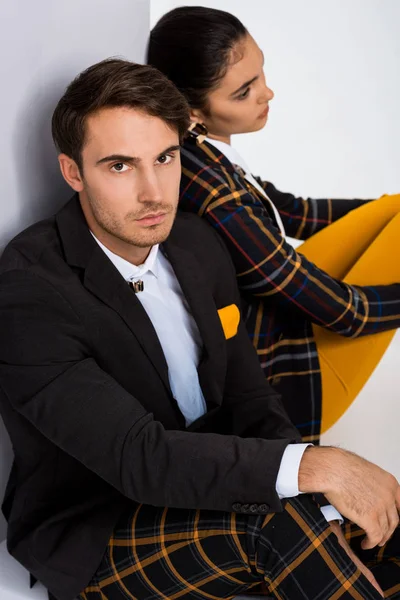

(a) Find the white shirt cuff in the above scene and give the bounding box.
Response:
[275,443,312,499]
[275,443,343,524]
[320,505,344,525]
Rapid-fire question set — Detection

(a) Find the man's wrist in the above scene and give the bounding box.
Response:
[298,445,341,494]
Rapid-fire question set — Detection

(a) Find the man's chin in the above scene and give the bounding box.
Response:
[130,220,175,248]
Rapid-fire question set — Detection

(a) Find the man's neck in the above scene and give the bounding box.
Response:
[90,227,151,266]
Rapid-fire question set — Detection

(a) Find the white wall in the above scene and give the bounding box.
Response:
[0,0,150,543]
[151,0,400,197]
[151,0,400,477]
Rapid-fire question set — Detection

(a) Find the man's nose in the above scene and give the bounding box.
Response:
[137,169,163,203]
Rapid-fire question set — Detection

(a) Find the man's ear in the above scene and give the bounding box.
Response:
[58,154,84,192]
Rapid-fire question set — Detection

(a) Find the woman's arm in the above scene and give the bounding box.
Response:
[255,177,373,241]
[180,154,400,338]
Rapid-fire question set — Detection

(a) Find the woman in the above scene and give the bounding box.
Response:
[147,6,400,443]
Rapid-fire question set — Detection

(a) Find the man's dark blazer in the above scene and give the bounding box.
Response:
[0,195,299,600]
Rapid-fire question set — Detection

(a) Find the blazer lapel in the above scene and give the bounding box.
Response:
[185,136,281,229]
[83,252,171,393]
[56,196,171,394]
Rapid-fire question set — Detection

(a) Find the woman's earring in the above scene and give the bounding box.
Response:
[187,121,208,144]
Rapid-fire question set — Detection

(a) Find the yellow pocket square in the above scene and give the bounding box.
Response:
[217,304,240,340]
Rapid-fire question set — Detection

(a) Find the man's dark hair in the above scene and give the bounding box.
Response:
[52,58,190,171]
[147,6,247,112]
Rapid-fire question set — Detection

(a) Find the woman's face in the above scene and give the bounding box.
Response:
[192,34,274,143]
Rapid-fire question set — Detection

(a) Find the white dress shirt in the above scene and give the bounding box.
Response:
[92,237,207,427]
[92,234,341,523]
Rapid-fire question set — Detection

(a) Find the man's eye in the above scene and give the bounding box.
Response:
[111,163,129,172]
[157,154,173,165]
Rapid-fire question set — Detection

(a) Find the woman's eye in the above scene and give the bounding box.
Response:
[157,154,173,165]
[237,88,250,100]
[111,163,129,172]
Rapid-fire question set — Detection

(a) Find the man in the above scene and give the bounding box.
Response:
[0,59,398,600]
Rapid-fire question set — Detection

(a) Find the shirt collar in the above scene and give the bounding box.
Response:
[206,138,286,238]
[91,232,159,281]
[205,137,252,175]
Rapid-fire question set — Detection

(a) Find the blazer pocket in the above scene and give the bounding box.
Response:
[217,304,240,340]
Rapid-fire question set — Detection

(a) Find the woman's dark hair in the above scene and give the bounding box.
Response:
[147,6,247,112]
[52,58,190,172]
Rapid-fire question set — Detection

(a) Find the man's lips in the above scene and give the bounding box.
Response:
[136,212,167,226]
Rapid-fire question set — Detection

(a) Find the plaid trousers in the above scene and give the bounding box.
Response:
[79,495,399,600]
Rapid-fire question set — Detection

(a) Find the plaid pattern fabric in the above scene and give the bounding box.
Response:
[179,136,400,442]
[79,496,399,599]
[343,521,400,599]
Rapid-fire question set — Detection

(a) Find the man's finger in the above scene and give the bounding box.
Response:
[377,512,389,547]
[329,521,384,597]
[379,507,399,547]
[361,524,384,550]
[348,550,384,597]
[395,486,400,511]
[363,570,384,598]
[357,563,384,597]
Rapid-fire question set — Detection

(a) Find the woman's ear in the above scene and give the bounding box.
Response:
[189,108,205,124]
[188,109,209,143]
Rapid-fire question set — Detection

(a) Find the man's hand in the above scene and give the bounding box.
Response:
[299,446,400,549]
[329,521,384,597]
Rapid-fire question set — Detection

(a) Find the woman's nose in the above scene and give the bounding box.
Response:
[264,84,274,102]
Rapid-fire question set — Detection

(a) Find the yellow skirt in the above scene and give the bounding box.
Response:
[298,194,400,433]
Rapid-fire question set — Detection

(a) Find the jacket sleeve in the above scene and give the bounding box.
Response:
[255,178,373,241]
[180,160,400,338]
[0,267,298,514]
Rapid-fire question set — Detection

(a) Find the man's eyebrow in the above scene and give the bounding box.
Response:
[96,145,181,166]
[159,144,181,156]
[96,154,137,166]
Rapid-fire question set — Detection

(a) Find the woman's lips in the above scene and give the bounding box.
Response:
[258,105,270,119]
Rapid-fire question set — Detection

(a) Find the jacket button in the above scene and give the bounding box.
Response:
[232,503,242,512]
[259,504,270,513]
